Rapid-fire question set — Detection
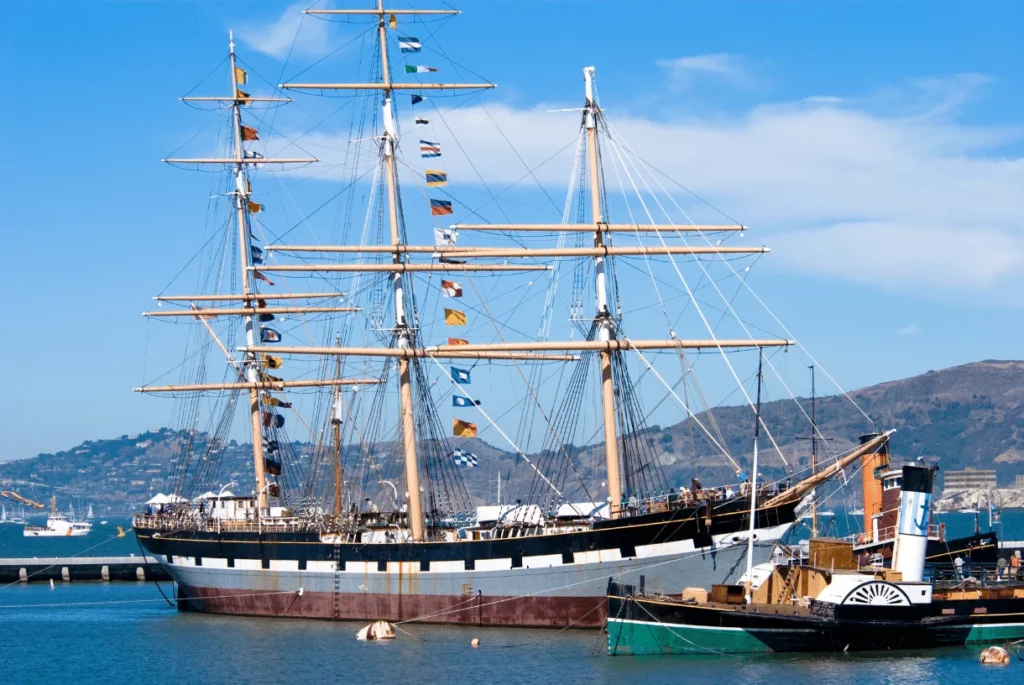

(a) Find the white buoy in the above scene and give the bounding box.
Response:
[471,638,480,648]
[356,620,396,641]
[49,579,54,591]
[980,646,1010,665]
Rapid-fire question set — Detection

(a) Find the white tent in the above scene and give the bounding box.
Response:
[145,493,187,506]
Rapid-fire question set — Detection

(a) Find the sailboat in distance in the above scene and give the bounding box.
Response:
[133,2,891,627]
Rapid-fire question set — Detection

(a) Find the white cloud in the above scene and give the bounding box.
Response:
[271,70,1024,298]
[805,95,843,105]
[656,54,754,90]
[239,2,332,59]
[773,223,1024,296]
[897,324,923,336]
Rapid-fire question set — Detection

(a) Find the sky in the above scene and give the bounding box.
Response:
[2,0,1023,462]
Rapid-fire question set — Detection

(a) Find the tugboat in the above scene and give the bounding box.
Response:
[607,461,1024,655]
[852,447,997,570]
[23,497,93,538]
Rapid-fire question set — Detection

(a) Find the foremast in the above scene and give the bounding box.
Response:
[582,67,622,516]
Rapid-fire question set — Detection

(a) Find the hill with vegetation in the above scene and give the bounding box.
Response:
[2,360,1022,513]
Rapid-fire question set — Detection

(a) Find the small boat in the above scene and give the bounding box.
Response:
[86,504,95,521]
[23,497,93,537]
[607,462,1024,655]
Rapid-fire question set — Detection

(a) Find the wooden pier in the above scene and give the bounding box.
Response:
[0,556,170,583]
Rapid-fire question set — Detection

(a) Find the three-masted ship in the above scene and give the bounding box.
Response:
[133,2,891,627]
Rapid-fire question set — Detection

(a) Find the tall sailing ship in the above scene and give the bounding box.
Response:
[134,2,891,627]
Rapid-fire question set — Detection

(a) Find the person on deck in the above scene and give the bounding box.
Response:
[1011,552,1021,580]
[954,555,965,581]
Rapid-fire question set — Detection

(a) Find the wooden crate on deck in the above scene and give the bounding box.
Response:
[710,584,746,605]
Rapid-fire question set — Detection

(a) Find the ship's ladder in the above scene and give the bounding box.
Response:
[333,542,342,620]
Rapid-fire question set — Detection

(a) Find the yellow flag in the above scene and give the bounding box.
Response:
[447,337,468,346]
[444,308,467,326]
[262,393,292,408]
[389,13,397,29]
[259,371,283,384]
[262,353,283,369]
[234,66,248,85]
[453,418,477,438]
[248,201,263,213]
[236,88,251,105]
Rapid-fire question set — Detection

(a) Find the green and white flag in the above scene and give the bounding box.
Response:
[405,65,438,73]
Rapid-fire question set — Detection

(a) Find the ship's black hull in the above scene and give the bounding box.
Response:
[138,497,795,571]
[135,498,798,628]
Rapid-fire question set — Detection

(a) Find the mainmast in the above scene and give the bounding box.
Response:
[377,2,425,542]
[228,32,268,511]
[282,1,491,542]
[583,67,622,515]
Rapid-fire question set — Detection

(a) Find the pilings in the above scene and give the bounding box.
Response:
[0,556,169,583]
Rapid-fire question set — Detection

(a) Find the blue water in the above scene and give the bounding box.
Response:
[0,517,141,558]
[0,511,1020,684]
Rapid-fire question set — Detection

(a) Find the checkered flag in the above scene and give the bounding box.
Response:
[452,448,478,467]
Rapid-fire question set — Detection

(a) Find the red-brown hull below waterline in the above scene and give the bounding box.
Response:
[176,585,608,628]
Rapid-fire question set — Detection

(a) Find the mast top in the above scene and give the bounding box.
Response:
[583,66,596,105]
[229,29,235,54]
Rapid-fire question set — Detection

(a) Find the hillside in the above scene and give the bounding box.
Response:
[2,360,1023,513]
[646,359,1024,481]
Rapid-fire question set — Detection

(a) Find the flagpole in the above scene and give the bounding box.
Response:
[228,31,268,512]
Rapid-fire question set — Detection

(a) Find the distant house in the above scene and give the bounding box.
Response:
[943,466,997,497]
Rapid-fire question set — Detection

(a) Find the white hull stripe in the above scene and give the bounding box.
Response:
[608,617,1024,632]
[608,617,818,633]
